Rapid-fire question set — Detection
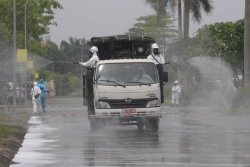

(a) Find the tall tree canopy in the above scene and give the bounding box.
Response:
[0,0,63,47]
[166,19,245,78]
[127,14,177,53]
[196,20,244,75]
[145,0,214,38]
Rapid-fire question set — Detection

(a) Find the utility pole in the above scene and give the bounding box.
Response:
[24,0,29,105]
[80,41,83,97]
[13,0,17,115]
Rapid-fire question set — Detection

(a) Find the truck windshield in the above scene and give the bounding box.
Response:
[96,62,159,86]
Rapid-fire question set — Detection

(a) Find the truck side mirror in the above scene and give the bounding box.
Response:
[86,70,93,81]
[163,72,168,82]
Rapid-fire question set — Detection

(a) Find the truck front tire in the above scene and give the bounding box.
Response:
[150,117,159,132]
[89,117,106,131]
[137,118,144,131]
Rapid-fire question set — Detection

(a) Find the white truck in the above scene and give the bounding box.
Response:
[83,35,168,132]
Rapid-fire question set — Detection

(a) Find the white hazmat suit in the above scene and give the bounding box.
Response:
[171,81,181,105]
[79,46,100,67]
[147,43,165,64]
[31,82,41,114]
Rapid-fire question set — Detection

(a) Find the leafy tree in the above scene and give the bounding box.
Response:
[0,0,63,48]
[196,20,244,76]
[167,20,244,76]
[0,0,63,81]
[127,14,177,53]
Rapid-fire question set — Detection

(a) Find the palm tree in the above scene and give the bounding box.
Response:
[244,0,250,86]
[183,0,214,38]
[178,0,182,39]
[145,0,214,38]
[145,0,182,40]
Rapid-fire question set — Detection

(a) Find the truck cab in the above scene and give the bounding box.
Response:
[83,35,168,132]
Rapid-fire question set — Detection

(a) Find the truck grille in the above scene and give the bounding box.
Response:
[110,99,146,108]
[99,98,157,109]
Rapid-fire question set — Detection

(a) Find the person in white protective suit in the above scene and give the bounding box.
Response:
[31,81,41,114]
[147,43,165,64]
[78,46,100,67]
[171,80,181,107]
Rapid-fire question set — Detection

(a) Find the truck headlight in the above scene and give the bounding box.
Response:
[95,101,111,109]
[146,99,161,107]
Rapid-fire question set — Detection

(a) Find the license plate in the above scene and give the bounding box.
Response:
[122,109,136,114]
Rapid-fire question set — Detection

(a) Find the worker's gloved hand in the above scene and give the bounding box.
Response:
[46,91,50,93]
[73,62,79,64]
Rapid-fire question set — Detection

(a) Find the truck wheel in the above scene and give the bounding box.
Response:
[89,117,96,131]
[150,118,159,132]
[97,119,106,130]
[89,117,105,131]
[137,118,144,131]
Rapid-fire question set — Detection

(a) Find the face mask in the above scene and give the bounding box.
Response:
[153,48,159,55]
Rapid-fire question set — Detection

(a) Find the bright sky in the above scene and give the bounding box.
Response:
[48,0,245,45]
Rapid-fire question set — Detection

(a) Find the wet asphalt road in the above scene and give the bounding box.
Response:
[11,98,250,167]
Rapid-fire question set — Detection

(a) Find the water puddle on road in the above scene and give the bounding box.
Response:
[10,116,58,167]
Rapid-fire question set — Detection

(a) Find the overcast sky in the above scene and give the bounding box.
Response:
[48,0,245,45]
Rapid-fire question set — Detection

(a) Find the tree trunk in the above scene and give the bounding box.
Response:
[177,0,183,82]
[183,0,190,38]
[156,0,162,22]
[178,0,183,40]
[244,0,250,86]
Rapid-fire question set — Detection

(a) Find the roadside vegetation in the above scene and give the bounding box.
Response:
[0,125,16,147]
[0,112,30,149]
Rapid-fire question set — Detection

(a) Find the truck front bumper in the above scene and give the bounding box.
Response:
[92,107,162,118]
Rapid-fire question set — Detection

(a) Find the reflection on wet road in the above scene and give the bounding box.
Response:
[11,99,250,166]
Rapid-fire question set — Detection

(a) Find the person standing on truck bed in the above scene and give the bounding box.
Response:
[147,43,165,64]
[77,46,99,67]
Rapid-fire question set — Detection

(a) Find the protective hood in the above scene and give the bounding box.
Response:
[89,46,98,53]
[33,82,38,86]
[151,43,159,49]
[39,79,44,84]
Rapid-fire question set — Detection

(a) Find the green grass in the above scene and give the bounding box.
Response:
[0,112,30,147]
[0,125,17,138]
